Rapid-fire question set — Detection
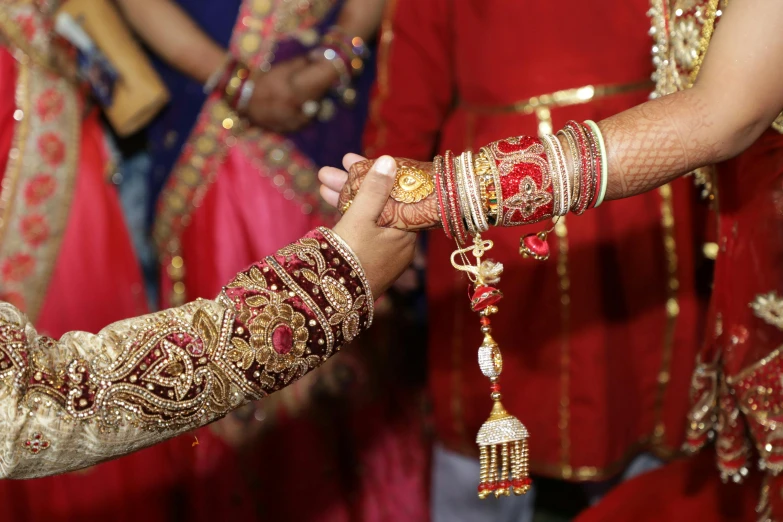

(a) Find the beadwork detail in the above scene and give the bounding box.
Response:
[0,228,371,478]
[22,433,50,455]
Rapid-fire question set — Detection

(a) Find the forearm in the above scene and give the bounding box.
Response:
[335,0,386,41]
[600,86,774,201]
[0,228,371,478]
[117,0,224,84]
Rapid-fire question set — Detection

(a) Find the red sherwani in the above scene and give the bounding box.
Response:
[365,0,707,479]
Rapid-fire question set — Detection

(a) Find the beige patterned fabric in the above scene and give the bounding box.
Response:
[0,228,372,478]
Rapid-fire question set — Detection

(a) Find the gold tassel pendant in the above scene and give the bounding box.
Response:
[451,235,531,500]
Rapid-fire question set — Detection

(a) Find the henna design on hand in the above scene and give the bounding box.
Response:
[339,158,442,230]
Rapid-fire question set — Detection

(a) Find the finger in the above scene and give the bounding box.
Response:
[345,156,396,223]
[319,185,340,207]
[342,153,367,171]
[318,166,349,192]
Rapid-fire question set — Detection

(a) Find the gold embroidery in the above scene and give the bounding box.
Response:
[487,140,551,227]
[773,113,783,134]
[554,218,572,475]
[750,292,783,331]
[653,183,680,443]
[504,176,553,220]
[0,229,372,478]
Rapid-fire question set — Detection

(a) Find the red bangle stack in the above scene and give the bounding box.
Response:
[581,122,603,210]
[434,155,452,240]
[443,150,469,245]
[563,121,593,214]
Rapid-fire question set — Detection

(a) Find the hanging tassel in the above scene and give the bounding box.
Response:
[451,235,531,500]
[475,313,531,498]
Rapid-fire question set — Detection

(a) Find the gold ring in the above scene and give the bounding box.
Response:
[340,199,353,214]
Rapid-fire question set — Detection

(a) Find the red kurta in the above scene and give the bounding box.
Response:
[365,0,708,479]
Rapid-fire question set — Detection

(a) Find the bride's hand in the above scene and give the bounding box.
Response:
[331,156,417,296]
[319,155,442,231]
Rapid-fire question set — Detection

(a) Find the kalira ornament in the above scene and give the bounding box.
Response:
[519,231,550,261]
[471,285,503,312]
[451,234,531,499]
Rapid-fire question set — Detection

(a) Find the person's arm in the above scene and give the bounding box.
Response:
[115,0,224,84]
[290,0,387,107]
[335,0,386,42]
[321,0,783,229]
[0,157,413,479]
[601,0,783,199]
[117,0,309,132]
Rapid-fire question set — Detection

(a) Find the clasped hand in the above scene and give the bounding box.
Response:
[244,57,338,133]
[320,154,442,230]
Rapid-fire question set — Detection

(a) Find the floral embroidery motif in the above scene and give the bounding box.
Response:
[23,433,50,454]
[20,214,50,247]
[486,138,551,226]
[23,174,57,206]
[1,253,35,282]
[504,176,553,220]
[750,292,783,331]
[37,132,66,167]
[228,292,310,373]
[35,89,64,122]
[671,18,700,69]
[490,140,547,179]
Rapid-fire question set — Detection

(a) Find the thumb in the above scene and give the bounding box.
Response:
[345,156,397,222]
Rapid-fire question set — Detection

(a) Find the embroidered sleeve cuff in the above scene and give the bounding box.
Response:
[218,227,373,396]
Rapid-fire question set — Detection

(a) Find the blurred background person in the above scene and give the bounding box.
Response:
[363,0,712,520]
